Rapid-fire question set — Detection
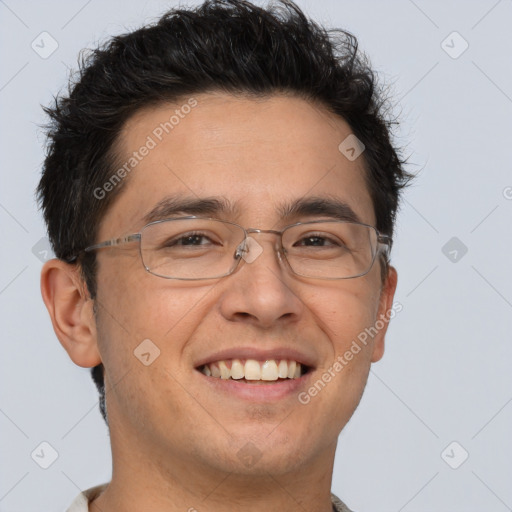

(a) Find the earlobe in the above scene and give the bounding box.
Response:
[370,265,398,363]
[40,259,102,368]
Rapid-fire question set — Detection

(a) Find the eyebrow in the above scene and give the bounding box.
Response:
[142,194,362,225]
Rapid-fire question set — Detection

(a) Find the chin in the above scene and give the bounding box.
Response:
[201,427,322,476]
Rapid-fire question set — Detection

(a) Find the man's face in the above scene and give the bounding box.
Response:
[92,92,396,478]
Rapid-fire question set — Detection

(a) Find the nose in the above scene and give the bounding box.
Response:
[218,230,304,329]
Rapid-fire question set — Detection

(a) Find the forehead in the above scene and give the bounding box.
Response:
[100,92,375,237]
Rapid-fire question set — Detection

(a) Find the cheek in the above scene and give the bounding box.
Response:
[310,281,380,357]
[98,259,187,331]
[93,274,209,436]
[303,283,379,416]
[95,262,215,370]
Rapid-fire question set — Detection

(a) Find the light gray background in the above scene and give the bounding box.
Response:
[1,0,511,511]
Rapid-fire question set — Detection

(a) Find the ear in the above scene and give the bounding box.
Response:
[40,258,102,368]
[370,265,398,363]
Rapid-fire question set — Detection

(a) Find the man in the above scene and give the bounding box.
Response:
[37,0,413,510]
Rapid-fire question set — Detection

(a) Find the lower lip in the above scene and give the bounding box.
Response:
[196,371,312,401]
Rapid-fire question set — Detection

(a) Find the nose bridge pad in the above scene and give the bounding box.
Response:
[235,232,283,265]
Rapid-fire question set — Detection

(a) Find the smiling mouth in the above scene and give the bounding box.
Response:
[197,359,311,382]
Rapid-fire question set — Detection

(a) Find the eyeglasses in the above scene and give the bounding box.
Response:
[69,216,392,280]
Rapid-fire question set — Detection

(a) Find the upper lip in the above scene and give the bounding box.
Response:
[194,347,317,370]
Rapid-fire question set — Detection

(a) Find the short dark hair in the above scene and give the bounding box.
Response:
[37,0,414,426]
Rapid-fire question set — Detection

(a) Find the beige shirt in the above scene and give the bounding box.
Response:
[66,483,354,511]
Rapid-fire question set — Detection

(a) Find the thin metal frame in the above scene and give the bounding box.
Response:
[68,216,392,280]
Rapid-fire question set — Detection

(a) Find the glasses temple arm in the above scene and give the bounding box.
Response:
[377,234,393,260]
[65,233,141,262]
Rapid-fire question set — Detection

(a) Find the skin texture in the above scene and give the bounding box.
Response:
[41,92,397,512]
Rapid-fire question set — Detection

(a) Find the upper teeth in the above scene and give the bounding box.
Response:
[201,359,303,381]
